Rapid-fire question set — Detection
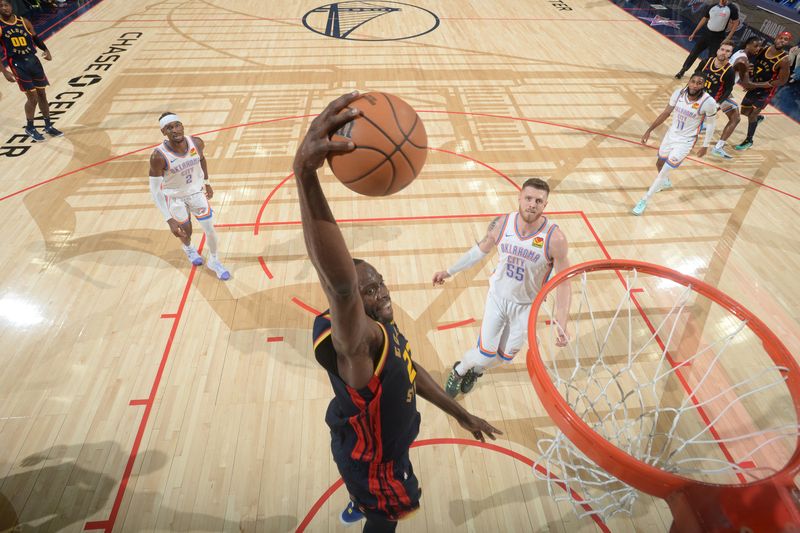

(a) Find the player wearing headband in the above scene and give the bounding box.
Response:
[0,0,63,141]
[148,113,230,280]
[633,73,718,216]
[735,31,793,151]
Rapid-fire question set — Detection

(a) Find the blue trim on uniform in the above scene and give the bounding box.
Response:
[196,208,213,221]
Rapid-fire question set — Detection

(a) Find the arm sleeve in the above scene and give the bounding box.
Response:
[446,244,489,277]
[701,100,718,147]
[729,4,739,20]
[32,34,48,52]
[148,176,172,221]
[703,4,713,18]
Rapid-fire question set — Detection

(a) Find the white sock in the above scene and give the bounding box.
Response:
[181,243,194,253]
[197,217,219,259]
[456,347,490,376]
[643,164,673,202]
[715,140,725,150]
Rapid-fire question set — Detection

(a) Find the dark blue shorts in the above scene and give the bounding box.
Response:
[335,450,421,521]
[741,88,772,110]
[9,55,48,92]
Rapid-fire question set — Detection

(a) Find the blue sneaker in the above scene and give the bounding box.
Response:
[632,199,648,216]
[185,247,203,266]
[340,501,364,526]
[24,125,45,142]
[734,140,753,151]
[208,259,230,281]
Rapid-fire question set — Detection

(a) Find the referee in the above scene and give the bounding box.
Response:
[675,0,739,79]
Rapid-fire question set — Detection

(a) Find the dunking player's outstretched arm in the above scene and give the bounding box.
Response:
[641,104,674,145]
[548,228,571,347]
[431,215,501,285]
[413,362,502,442]
[293,92,381,391]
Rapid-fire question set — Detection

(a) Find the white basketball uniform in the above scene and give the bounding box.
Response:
[730,50,748,84]
[155,136,211,223]
[658,88,717,168]
[478,212,558,361]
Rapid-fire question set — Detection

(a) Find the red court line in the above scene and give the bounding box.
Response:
[4,111,798,205]
[39,0,103,36]
[606,0,800,127]
[296,438,611,533]
[441,16,636,22]
[579,214,746,483]
[267,336,284,343]
[291,297,321,316]
[160,313,176,319]
[437,318,476,330]
[417,111,800,202]
[128,399,148,406]
[254,172,294,235]
[430,147,519,190]
[257,256,274,279]
[83,235,206,532]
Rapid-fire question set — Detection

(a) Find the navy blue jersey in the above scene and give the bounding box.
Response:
[0,16,35,63]
[313,311,420,464]
[699,57,735,102]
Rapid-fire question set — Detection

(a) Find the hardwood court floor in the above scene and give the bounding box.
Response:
[0,0,798,531]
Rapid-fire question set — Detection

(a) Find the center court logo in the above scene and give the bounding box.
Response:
[302,1,440,41]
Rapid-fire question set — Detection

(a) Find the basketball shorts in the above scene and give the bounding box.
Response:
[9,55,48,92]
[335,451,421,521]
[741,89,771,110]
[718,98,738,113]
[658,134,695,168]
[166,190,212,224]
[477,290,531,361]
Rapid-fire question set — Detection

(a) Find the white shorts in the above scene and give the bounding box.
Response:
[719,98,738,113]
[166,190,212,224]
[658,134,695,168]
[477,290,531,362]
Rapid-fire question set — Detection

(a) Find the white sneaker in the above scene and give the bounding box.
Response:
[207,259,230,280]
[185,247,203,266]
[657,179,673,192]
[632,199,647,216]
[711,146,733,159]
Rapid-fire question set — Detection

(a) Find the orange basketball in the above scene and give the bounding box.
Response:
[327,92,427,196]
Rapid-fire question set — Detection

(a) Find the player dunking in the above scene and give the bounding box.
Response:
[295,92,500,532]
[710,37,772,158]
[148,113,230,280]
[633,74,718,216]
[433,179,571,397]
[734,31,793,151]
[0,0,63,141]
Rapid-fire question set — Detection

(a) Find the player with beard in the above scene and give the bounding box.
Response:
[711,37,771,158]
[433,178,571,397]
[697,41,737,159]
[735,31,793,151]
[633,74,718,216]
[295,92,501,532]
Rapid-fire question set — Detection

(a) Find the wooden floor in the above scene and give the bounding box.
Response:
[1,0,799,531]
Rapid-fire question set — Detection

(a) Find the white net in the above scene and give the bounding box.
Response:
[532,266,800,520]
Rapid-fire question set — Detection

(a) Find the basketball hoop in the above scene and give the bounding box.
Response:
[527,259,800,532]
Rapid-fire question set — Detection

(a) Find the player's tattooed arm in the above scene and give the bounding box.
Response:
[478,215,502,253]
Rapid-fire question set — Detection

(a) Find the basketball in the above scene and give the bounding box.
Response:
[327,92,427,196]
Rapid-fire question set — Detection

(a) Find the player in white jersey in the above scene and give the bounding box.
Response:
[632,74,718,216]
[432,178,571,397]
[148,112,230,280]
